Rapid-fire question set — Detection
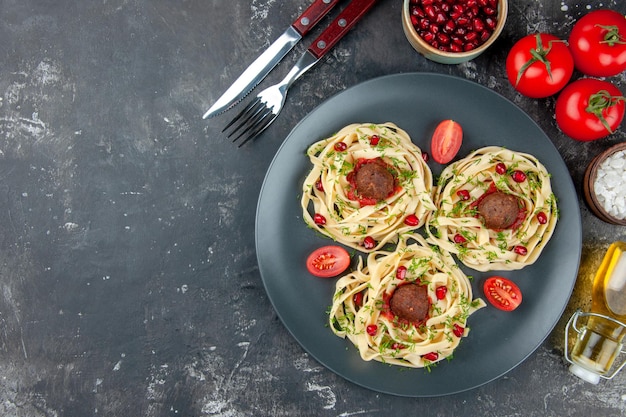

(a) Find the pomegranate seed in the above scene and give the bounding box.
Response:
[450,44,463,52]
[437,33,451,45]
[444,19,456,33]
[370,135,380,146]
[464,42,477,51]
[411,6,425,17]
[422,352,439,362]
[411,15,419,26]
[473,18,485,32]
[453,233,467,244]
[422,31,435,42]
[456,16,470,26]
[396,266,407,280]
[483,6,496,16]
[363,236,376,250]
[453,323,464,337]
[456,189,470,200]
[537,212,548,224]
[485,16,497,29]
[366,324,378,336]
[435,12,447,24]
[422,151,430,162]
[514,245,528,256]
[315,179,324,192]
[464,31,478,42]
[353,292,364,307]
[314,213,326,225]
[436,285,447,300]
[391,342,406,350]
[404,214,420,226]
[495,162,507,174]
[424,5,436,19]
[422,0,433,5]
[512,170,527,183]
[334,142,347,152]
[478,0,488,7]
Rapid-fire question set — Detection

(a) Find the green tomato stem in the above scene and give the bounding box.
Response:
[595,24,626,46]
[586,90,626,134]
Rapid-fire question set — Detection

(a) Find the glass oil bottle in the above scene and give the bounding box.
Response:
[565,241,626,384]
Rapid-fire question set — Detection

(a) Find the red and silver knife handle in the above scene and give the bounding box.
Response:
[292,0,343,36]
[307,0,379,59]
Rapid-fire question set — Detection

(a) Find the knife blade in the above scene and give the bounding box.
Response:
[202,0,342,119]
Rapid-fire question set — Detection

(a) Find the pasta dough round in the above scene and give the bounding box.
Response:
[426,146,558,271]
[328,233,485,368]
[301,123,435,252]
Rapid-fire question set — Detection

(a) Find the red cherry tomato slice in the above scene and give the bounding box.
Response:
[569,9,626,77]
[430,119,463,164]
[483,276,522,312]
[306,245,351,278]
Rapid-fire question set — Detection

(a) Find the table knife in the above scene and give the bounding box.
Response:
[202,0,342,119]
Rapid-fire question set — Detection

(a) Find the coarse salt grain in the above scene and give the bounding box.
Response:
[594,149,626,220]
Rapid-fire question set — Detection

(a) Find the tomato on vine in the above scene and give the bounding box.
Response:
[506,33,574,98]
[555,78,626,141]
[569,9,626,77]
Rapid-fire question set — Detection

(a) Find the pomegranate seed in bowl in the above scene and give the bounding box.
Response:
[402,0,508,64]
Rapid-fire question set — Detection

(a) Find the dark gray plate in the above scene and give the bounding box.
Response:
[255,73,581,397]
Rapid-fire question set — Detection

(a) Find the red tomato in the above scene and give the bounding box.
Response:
[569,9,626,77]
[483,276,522,312]
[306,245,350,278]
[430,119,463,164]
[555,78,625,141]
[506,33,574,98]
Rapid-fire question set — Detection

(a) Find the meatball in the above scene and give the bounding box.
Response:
[477,191,521,229]
[389,283,429,323]
[355,161,394,200]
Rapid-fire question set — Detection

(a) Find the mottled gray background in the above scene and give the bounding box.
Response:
[1,0,626,416]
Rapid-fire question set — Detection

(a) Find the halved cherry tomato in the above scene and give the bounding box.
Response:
[430,119,463,164]
[483,276,522,312]
[569,9,626,77]
[306,245,350,278]
[555,78,625,141]
[506,33,573,98]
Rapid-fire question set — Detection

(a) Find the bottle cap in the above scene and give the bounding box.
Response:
[569,363,601,384]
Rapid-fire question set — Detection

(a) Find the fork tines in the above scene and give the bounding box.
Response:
[222,98,275,147]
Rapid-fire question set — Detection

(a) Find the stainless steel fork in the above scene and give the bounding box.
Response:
[223,0,379,147]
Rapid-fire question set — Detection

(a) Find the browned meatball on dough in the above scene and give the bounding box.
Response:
[477,191,520,229]
[355,161,394,200]
[389,283,429,323]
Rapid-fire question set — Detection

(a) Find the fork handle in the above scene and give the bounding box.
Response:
[292,0,343,36]
[307,0,379,59]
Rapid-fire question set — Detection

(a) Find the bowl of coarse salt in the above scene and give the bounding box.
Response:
[584,142,626,226]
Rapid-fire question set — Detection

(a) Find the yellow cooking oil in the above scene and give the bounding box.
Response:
[570,242,626,382]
